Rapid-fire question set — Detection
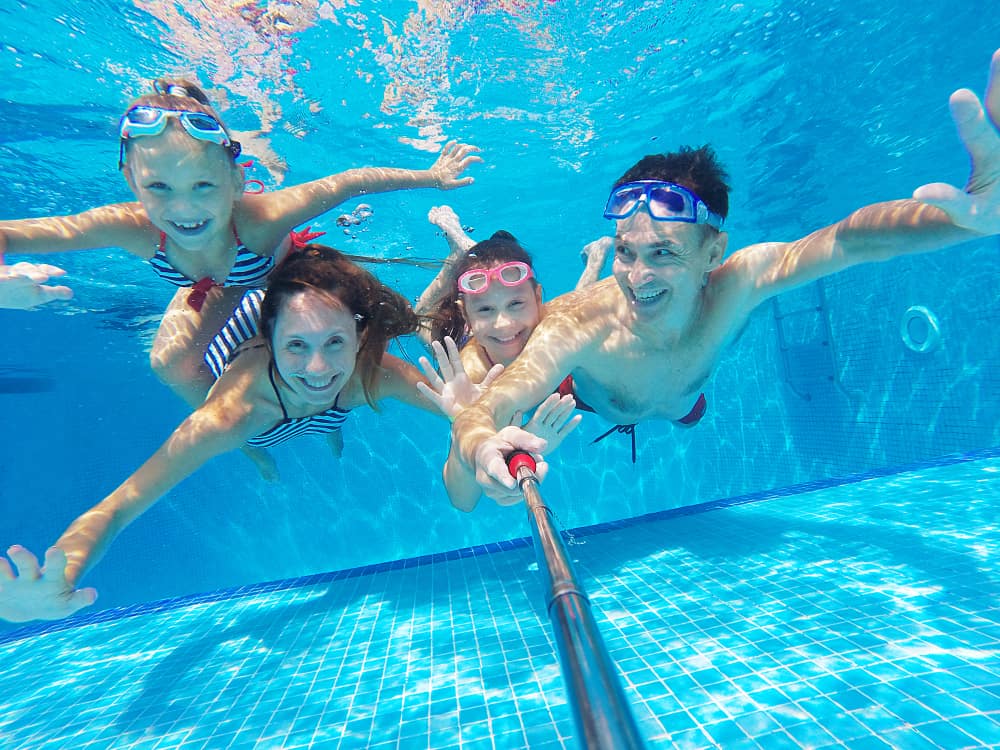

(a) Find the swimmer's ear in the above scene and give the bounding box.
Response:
[121,161,138,193]
[534,283,544,303]
[231,161,245,193]
[704,230,727,270]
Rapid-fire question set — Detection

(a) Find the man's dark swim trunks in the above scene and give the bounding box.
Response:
[555,375,707,462]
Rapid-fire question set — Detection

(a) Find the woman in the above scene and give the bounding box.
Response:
[0,245,483,623]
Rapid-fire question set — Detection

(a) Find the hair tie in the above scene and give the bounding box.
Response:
[165,84,190,97]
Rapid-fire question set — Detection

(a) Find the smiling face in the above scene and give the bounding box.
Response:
[612,210,726,328]
[460,278,543,366]
[270,289,360,409]
[123,126,242,250]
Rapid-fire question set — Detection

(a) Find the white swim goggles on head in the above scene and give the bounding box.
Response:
[118,106,241,168]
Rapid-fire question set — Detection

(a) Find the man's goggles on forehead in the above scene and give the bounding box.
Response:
[118,106,241,168]
[457,261,534,294]
[603,180,724,230]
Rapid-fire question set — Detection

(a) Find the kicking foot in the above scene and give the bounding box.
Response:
[580,236,613,269]
[327,430,344,459]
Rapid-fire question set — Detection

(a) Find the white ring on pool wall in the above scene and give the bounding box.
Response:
[900,305,942,353]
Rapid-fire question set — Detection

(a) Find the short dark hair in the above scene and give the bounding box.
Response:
[614,145,730,219]
[427,230,537,345]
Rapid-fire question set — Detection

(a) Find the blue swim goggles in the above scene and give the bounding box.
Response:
[118,106,241,169]
[604,181,724,230]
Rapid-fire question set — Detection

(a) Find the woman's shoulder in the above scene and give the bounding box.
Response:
[208,346,280,416]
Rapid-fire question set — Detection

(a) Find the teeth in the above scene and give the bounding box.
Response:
[173,220,207,230]
[634,289,666,302]
[301,375,335,390]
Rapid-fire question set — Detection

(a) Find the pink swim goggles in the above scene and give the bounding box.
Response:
[457,261,533,294]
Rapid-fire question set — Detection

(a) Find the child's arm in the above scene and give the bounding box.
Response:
[253,142,482,233]
[0,202,155,258]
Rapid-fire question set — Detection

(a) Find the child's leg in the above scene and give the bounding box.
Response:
[151,285,278,479]
[150,285,246,407]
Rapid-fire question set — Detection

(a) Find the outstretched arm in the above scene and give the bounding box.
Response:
[255,142,482,233]
[0,203,153,258]
[0,388,263,622]
[446,393,581,512]
[732,48,1000,311]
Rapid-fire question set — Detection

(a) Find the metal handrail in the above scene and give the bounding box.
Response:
[509,453,647,750]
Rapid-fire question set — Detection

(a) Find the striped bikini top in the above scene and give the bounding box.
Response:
[150,226,275,288]
[204,289,351,449]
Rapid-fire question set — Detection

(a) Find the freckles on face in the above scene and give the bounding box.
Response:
[271,290,360,402]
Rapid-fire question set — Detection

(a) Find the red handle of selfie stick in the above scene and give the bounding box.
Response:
[507,451,537,479]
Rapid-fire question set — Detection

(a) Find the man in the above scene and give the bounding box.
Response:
[450,48,1000,502]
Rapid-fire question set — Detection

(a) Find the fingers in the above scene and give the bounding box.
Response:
[69,587,98,612]
[436,142,482,188]
[41,546,69,581]
[415,381,443,408]
[480,363,505,390]
[417,355,446,392]
[441,141,481,158]
[442,335,463,366]
[985,48,1000,127]
[948,89,997,172]
[431,339,456,382]
[40,285,74,302]
[558,414,584,438]
[912,181,970,214]
[531,393,576,427]
[496,426,548,454]
[482,453,517,490]
[6,545,42,581]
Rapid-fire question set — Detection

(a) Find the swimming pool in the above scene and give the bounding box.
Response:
[2,1,999,747]
[3,453,999,748]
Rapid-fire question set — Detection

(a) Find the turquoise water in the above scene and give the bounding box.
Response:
[2,1,1000,746]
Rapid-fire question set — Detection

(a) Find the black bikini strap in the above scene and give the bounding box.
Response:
[267,363,290,420]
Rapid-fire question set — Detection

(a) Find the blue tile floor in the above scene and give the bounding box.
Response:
[1,455,999,749]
